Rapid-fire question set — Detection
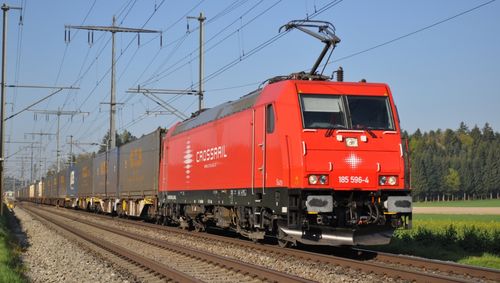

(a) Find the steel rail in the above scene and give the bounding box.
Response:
[22,205,200,283]
[101,213,485,282]
[30,204,500,282]
[355,248,500,282]
[29,204,314,283]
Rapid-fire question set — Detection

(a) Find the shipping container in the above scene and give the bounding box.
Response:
[119,129,162,197]
[58,168,68,198]
[67,165,77,198]
[108,147,119,197]
[35,179,43,198]
[47,173,56,198]
[93,148,119,197]
[76,157,93,197]
[29,184,35,198]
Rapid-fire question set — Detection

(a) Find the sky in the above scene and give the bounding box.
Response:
[3,0,500,182]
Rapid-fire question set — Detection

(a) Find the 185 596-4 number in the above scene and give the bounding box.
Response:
[338,176,370,184]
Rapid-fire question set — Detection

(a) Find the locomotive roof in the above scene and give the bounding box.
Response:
[172,89,262,136]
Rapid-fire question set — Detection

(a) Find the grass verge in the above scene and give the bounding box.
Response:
[0,205,25,283]
[459,253,500,269]
[368,214,500,270]
[413,199,500,207]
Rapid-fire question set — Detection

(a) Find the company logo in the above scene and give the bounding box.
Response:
[195,145,227,163]
[184,140,193,182]
[345,152,362,170]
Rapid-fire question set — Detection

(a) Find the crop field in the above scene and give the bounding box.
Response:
[413,199,500,207]
[370,214,500,269]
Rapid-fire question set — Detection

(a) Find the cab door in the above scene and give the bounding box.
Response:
[252,104,279,197]
[252,106,266,198]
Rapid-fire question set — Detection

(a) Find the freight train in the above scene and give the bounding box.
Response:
[16,20,412,247]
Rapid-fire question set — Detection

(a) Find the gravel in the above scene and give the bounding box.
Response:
[14,205,402,283]
[51,207,396,283]
[12,207,131,283]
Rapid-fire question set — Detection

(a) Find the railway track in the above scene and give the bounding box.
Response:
[40,203,500,283]
[353,248,500,282]
[21,203,314,283]
[98,215,499,282]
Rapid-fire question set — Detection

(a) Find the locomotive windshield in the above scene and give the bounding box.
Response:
[300,95,347,129]
[300,94,395,130]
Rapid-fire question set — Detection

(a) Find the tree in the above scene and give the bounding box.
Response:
[482,123,495,141]
[482,146,500,199]
[407,122,499,202]
[118,130,137,145]
[443,168,461,200]
[98,130,138,153]
[470,125,481,142]
[457,122,468,134]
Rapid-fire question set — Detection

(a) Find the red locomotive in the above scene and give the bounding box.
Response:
[18,20,412,247]
[157,77,412,247]
[157,21,412,246]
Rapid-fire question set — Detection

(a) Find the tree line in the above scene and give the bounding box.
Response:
[406,122,500,201]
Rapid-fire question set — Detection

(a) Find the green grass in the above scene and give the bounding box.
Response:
[413,199,500,207]
[0,206,25,283]
[459,253,500,269]
[368,213,500,270]
[414,214,500,224]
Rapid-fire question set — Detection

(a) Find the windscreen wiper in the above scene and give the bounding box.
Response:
[358,125,377,138]
[325,124,346,137]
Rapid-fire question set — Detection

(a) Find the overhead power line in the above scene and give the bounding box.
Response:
[328,0,496,65]
[66,16,162,150]
[68,1,167,145]
[120,0,345,131]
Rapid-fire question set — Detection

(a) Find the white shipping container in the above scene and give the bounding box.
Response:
[29,184,35,198]
[37,181,43,197]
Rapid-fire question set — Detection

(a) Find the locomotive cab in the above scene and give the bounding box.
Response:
[271,79,412,246]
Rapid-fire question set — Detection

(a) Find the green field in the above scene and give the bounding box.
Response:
[369,214,500,270]
[414,214,500,223]
[413,199,500,207]
[0,207,25,283]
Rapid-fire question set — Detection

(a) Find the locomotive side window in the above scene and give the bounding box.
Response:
[266,104,275,133]
[300,95,346,129]
[347,96,394,130]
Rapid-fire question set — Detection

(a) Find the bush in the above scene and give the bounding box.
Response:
[370,215,500,269]
[392,222,500,257]
[492,230,500,254]
[459,226,488,252]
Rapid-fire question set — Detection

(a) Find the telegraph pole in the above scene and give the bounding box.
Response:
[25,132,55,180]
[66,17,161,150]
[30,143,33,181]
[1,3,21,216]
[29,109,88,171]
[5,141,38,183]
[187,12,206,111]
[68,135,73,166]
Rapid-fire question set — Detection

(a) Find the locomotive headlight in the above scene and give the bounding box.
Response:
[308,175,318,185]
[379,176,387,186]
[319,175,328,185]
[379,175,398,186]
[308,174,328,185]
